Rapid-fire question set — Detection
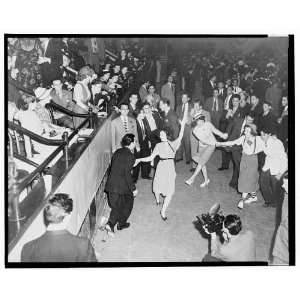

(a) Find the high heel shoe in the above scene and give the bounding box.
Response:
[200,179,210,188]
[185,178,194,186]
[160,211,167,221]
[156,201,161,206]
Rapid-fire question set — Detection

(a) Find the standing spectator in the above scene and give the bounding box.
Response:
[146,85,160,109]
[204,88,224,129]
[203,74,216,99]
[159,98,180,141]
[161,75,176,110]
[249,94,263,128]
[139,80,150,103]
[232,78,242,95]
[128,94,140,119]
[259,128,287,208]
[265,80,282,117]
[217,81,226,102]
[277,96,288,150]
[272,171,289,265]
[111,103,140,153]
[21,194,96,262]
[239,92,251,117]
[104,134,138,234]
[175,93,192,164]
[259,101,278,135]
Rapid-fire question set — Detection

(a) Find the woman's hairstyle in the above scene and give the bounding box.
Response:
[121,133,135,147]
[17,97,29,111]
[160,98,170,107]
[77,66,92,81]
[283,170,288,180]
[224,214,242,235]
[159,127,173,140]
[43,193,73,226]
[243,124,257,136]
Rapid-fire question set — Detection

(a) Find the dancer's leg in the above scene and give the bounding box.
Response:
[201,165,208,182]
[161,194,173,217]
[154,192,160,205]
[186,162,203,184]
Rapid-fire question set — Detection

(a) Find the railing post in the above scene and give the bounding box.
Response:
[88,107,94,129]
[62,131,69,168]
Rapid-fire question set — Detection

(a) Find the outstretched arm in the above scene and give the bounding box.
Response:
[135,144,159,165]
[210,123,228,140]
[217,136,244,147]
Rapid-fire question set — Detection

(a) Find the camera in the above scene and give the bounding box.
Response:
[196,203,225,234]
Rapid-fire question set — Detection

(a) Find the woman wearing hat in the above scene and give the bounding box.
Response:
[217,124,264,209]
[185,113,227,188]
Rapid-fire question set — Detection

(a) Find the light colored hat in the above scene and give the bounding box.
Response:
[193,112,206,121]
[34,87,52,101]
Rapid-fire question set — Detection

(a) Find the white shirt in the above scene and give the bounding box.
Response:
[145,113,157,131]
[232,136,265,155]
[262,136,287,175]
[232,86,242,94]
[224,95,232,110]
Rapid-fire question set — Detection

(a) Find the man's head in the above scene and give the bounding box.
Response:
[263,101,272,114]
[137,109,145,121]
[148,85,156,94]
[129,94,138,106]
[113,64,121,73]
[245,112,255,125]
[121,66,128,75]
[143,103,152,115]
[226,78,231,86]
[167,75,173,83]
[250,94,259,106]
[233,79,238,87]
[213,89,219,98]
[43,193,73,227]
[232,94,240,108]
[222,214,242,241]
[121,133,136,151]
[120,103,129,117]
[227,86,233,96]
[260,127,276,142]
[282,96,288,107]
[159,98,170,112]
[181,93,190,104]
[120,49,126,57]
[217,82,224,89]
[210,75,216,83]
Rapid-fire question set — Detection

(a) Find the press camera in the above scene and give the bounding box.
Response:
[196,203,225,234]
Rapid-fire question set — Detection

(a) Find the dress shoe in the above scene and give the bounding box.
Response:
[104,223,115,237]
[229,182,237,189]
[175,159,183,163]
[160,211,167,221]
[244,196,258,204]
[190,168,196,172]
[218,167,229,171]
[117,222,130,230]
[142,176,152,180]
[200,179,210,188]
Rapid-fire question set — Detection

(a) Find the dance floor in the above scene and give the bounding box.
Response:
[94,149,276,262]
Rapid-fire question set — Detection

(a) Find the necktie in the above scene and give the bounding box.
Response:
[212,99,215,111]
[140,121,145,139]
[123,118,129,132]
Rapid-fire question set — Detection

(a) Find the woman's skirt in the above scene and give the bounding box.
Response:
[192,144,215,166]
[238,153,259,193]
[153,159,176,196]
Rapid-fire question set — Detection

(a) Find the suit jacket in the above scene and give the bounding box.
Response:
[258,112,278,135]
[143,111,163,137]
[163,109,180,140]
[161,83,175,109]
[139,85,148,102]
[225,117,245,151]
[205,97,224,115]
[128,103,139,119]
[218,88,227,102]
[111,116,140,153]
[203,80,215,98]
[105,147,136,195]
[21,230,96,262]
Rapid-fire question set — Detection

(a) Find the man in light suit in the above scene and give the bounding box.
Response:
[161,75,176,110]
[21,193,96,262]
[111,103,140,154]
[204,88,224,129]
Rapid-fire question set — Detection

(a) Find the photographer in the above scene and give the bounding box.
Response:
[202,214,256,262]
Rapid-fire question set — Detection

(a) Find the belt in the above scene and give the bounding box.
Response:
[160,157,174,161]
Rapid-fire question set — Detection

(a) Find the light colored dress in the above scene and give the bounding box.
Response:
[192,122,216,166]
[152,139,180,196]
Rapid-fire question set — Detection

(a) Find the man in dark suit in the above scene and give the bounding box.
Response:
[104,134,137,234]
[175,93,192,164]
[217,81,227,102]
[258,101,278,135]
[159,98,180,141]
[203,74,217,99]
[204,88,224,129]
[134,110,152,179]
[128,94,140,119]
[21,193,96,262]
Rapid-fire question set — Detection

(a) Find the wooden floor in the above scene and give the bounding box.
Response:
[93,149,277,262]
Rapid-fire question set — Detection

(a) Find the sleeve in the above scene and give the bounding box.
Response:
[73,84,82,104]
[124,154,136,192]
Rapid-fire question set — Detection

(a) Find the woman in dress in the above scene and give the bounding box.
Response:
[14,38,43,91]
[217,124,264,209]
[185,113,227,187]
[135,104,188,221]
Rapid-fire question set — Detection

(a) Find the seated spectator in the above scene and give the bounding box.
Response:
[21,193,96,262]
[202,214,256,262]
[50,79,75,129]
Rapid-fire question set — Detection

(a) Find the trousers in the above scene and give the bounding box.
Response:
[107,192,134,228]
